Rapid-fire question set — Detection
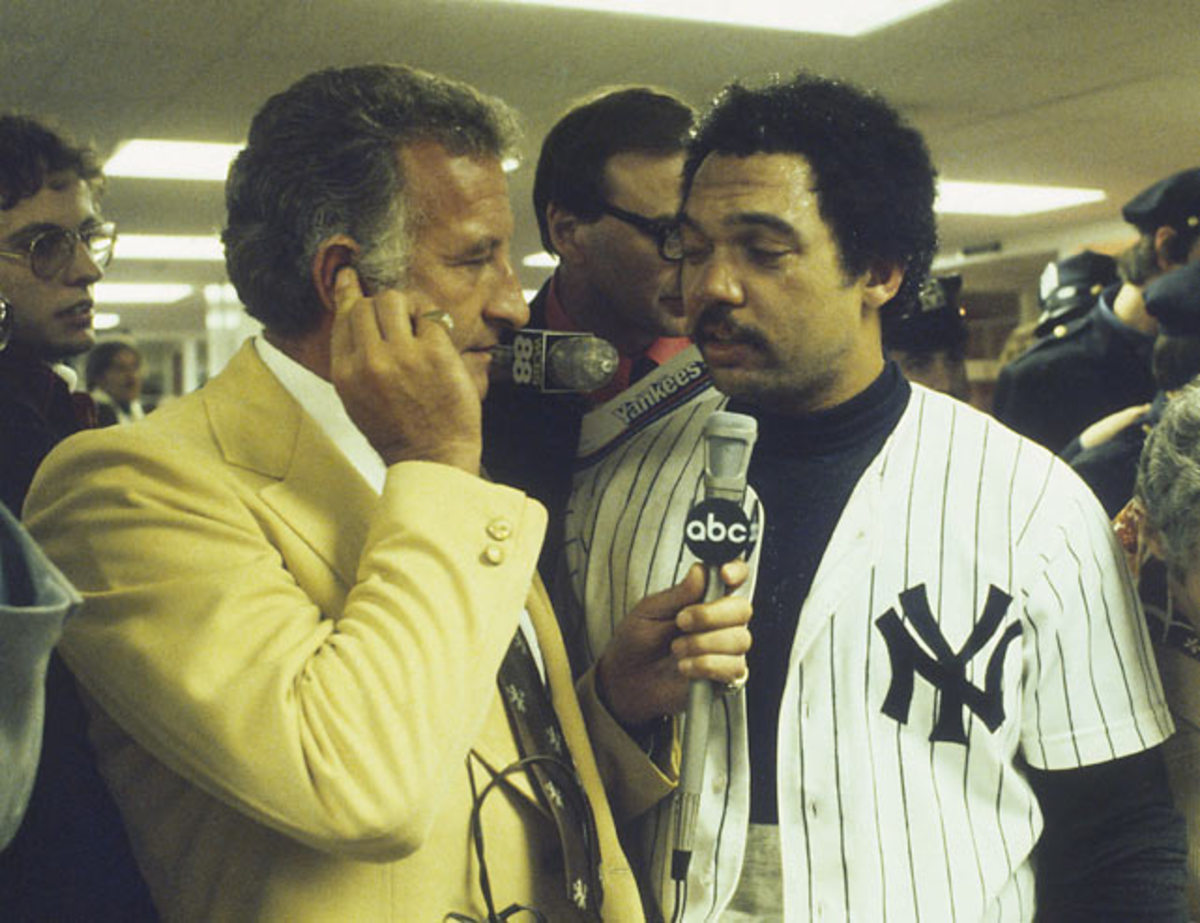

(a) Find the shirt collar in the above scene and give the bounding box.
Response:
[542,271,693,401]
[253,335,386,493]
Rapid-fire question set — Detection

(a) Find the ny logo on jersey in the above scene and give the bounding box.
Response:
[875,583,1022,745]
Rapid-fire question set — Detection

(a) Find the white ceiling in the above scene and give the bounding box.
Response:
[4,0,1198,335]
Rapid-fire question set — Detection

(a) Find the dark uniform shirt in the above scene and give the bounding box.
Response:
[1064,392,1165,517]
[992,285,1156,454]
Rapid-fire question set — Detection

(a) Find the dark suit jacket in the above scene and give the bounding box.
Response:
[482,282,588,595]
[992,288,1156,454]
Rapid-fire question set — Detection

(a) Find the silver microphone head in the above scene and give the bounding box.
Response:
[546,334,619,391]
[703,410,757,496]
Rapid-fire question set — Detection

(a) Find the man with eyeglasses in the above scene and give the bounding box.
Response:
[0,114,157,919]
[0,115,116,514]
[483,86,698,595]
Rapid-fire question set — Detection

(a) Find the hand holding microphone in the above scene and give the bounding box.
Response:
[673,410,758,882]
[591,411,756,885]
[593,559,752,729]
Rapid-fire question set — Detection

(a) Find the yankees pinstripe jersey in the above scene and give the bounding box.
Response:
[563,366,1172,923]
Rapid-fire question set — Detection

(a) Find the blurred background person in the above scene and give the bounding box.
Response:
[995,317,1039,370]
[86,338,146,426]
[0,113,155,919]
[0,114,108,514]
[881,273,970,401]
[1032,249,1119,340]
[1119,377,1200,916]
[991,252,1117,390]
[992,169,1200,454]
[1068,261,1200,516]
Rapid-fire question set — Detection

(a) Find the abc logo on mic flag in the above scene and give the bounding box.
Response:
[683,498,759,565]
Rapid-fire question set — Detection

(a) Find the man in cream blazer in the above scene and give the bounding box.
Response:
[23,65,752,921]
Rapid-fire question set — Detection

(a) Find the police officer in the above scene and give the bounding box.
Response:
[881,273,971,401]
[992,168,1200,453]
[1033,249,1119,338]
[1068,259,1200,516]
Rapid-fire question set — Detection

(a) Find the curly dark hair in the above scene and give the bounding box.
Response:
[533,86,694,256]
[0,114,103,211]
[223,64,519,337]
[683,73,938,314]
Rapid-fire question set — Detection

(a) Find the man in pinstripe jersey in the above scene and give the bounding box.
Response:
[564,73,1188,921]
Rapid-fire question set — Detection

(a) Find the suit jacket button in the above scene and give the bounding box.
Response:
[487,518,513,541]
[483,544,505,565]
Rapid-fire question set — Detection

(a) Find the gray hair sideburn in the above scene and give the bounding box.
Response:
[223,64,519,337]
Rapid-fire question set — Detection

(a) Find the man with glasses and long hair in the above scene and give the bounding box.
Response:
[483,87,699,594]
[0,115,156,919]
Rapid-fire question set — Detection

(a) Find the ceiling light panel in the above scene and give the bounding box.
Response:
[936,181,1106,217]
[94,283,196,305]
[105,140,243,181]
[117,235,224,261]
[491,0,952,36]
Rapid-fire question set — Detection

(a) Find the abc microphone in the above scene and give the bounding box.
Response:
[672,410,758,882]
[490,329,619,393]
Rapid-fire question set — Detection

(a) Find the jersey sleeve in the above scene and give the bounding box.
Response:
[1018,469,1173,770]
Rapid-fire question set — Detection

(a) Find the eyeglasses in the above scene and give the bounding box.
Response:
[0,222,117,281]
[598,202,677,254]
[658,224,687,263]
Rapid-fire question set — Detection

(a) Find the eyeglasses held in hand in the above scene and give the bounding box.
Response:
[0,222,117,281]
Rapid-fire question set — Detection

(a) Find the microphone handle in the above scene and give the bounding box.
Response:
[672,564,726,881]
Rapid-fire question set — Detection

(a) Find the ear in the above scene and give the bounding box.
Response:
[1153,225,1179,271]
[861,261,905,312]
[546,203,585,263]
[312,234,361,313]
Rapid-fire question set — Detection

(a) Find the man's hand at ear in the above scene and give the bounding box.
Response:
[330,266,482,473]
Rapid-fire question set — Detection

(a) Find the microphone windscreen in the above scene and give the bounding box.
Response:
[546,335,619,391]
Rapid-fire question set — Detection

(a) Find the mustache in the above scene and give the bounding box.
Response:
[692,306,770,351]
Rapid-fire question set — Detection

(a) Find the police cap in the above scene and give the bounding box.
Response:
[1034,250,1118,337]
[1145,260,1200,337]
[881,275,967,354]
[1122,168,1200,233]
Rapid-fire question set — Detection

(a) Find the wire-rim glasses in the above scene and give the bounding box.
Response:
[0,222,117,281]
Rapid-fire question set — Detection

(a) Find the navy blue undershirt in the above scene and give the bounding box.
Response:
[731,362,910,824]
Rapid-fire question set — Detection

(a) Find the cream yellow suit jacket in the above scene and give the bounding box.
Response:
[25,342,665,921]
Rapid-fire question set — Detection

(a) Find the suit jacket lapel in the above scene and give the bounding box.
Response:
[204,341,375,591]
